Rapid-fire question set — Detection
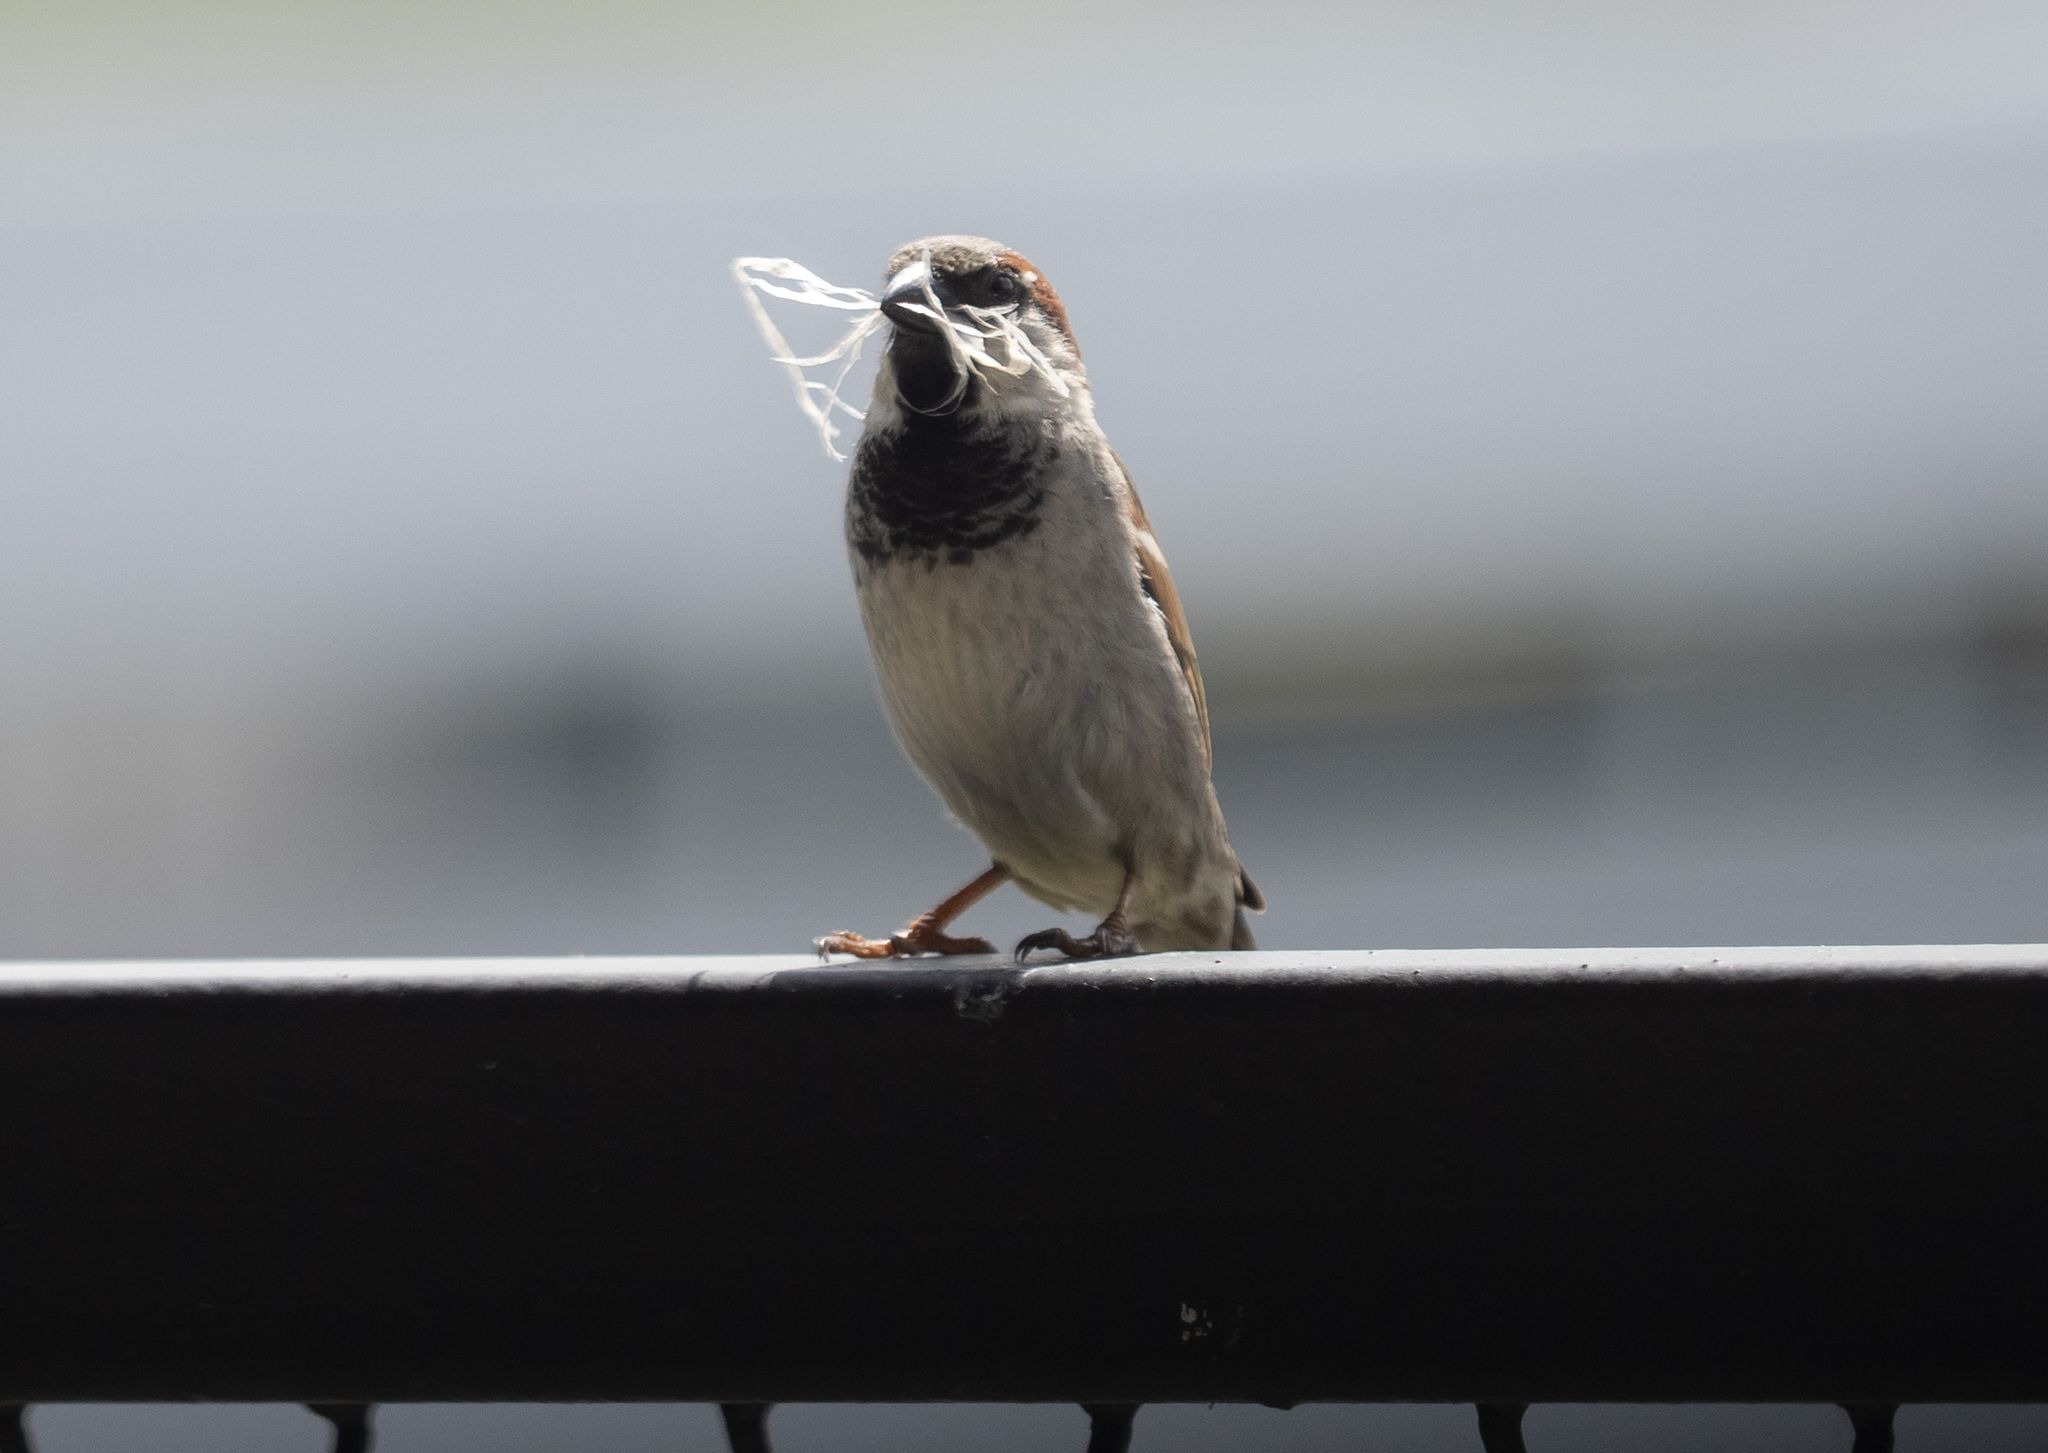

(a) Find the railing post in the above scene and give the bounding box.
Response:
[1843,1402,1897,1452]
[1475,1401,1528,1451]
[307,1402,374,1453]
[720,1402,773,1453]
[1083,1403,1139,1452]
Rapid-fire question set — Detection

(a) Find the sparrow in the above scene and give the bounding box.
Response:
[816,235,1261,961]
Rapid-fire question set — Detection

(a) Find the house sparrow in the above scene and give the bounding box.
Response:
[817,235,1261,960]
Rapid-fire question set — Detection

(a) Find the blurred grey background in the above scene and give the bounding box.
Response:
[5,0,2047,1447]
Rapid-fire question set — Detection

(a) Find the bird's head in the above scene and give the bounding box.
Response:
[871,235,1085,423]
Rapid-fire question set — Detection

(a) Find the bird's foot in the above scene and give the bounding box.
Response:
[816,916,996,961]
[1014,920,1139,963]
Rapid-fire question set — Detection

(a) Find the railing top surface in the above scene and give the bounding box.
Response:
[4,943,2047,994]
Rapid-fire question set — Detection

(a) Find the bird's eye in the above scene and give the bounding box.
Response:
[970,265,1020,305]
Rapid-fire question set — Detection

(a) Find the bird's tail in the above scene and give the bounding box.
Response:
[1230,861,1263,949]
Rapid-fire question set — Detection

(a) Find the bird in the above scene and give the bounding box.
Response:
[815,235,1261,961]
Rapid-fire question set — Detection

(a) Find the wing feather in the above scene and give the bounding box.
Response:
[1112,452,1211,771]
[1113,453,1262,916]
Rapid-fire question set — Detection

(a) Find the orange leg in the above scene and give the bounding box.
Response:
[1015,867,1139,962]
[816,865,1009,960]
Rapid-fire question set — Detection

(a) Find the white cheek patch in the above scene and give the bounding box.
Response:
[732,252,1071,460]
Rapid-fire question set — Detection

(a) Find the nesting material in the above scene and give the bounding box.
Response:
[730,257,884,461]
[732,253,1070,460]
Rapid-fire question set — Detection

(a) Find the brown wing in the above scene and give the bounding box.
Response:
[1113,451,1211,770]
[1114,453,1264,916]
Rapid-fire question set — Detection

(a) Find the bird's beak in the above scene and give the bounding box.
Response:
[880,261,948,332]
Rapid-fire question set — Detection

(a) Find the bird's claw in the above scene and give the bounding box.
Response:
[1014,923,1139,963]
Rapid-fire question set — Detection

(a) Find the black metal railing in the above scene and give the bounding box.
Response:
[3,948,2045,1452]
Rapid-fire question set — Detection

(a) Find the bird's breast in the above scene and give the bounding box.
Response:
[845,432,1211,905]
[845,412,1058,569]
[850,454,1140,781]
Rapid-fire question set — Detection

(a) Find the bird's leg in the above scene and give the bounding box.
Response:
[816,865,1008,959]
[1016,868,1139,962]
